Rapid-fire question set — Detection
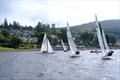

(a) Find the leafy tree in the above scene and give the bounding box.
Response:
[36,32,44,48]
[80,32,95,45]
[28,26,33,30]
[0,34,4,43]
[51,24,56,34]
[0,24,3,28]
[57,28,67,43]
[23,26,33,30]
[106,34,116,45]
[12,21,21,30]
[3,18,10,29]
[9,23,13,29]
[35,22,43,32]
[50,37,59,46]
[110,35,116,45]
[4,18,8,26]
[42,24,52,34]
[1,29,10,38]
[10,36,22,48]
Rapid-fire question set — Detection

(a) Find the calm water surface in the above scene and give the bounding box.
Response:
[0,50,120,80]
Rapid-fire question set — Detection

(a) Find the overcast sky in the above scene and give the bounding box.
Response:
[0,0,120,27]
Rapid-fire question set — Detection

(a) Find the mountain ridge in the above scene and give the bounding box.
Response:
[69,19,120,38]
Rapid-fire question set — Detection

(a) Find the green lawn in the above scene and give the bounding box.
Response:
[0,46,16,51]
[0,46,38,51]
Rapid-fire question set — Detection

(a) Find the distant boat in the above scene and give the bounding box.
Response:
[61,39,67,52]
[66,22,80,55]
[40,32,54,53]
[95,15,113,59]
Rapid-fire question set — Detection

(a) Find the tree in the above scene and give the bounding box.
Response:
[51,23,56,34]
[42,24,52,34]
[36,32,44,48]
[23,26,33,30]
[28,26,33,30]
[3,18,10,29]
[0,24,3,28]
[35,22,42,32]
[50,37,59,46]
[10,36,22,48]
[106,34,116,45]
[4,18,8,26]
[110,35,116,45]
[9,23,13,29]
[57,28,67,43]
[0,34,4,43]
[12,21,21,30]
[1,29,10,38]
[80,32,95,46]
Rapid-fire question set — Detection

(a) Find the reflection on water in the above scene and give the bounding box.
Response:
[0,50,120,80]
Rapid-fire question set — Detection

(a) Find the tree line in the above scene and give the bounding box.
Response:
[0,19,117,49]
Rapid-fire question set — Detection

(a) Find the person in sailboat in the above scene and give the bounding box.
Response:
[76,50,80,55]
[90,50,101,54]
[106,51,113,56]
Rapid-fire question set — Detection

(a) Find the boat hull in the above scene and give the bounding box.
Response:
[102,55,111,60]
[42,51,55,54]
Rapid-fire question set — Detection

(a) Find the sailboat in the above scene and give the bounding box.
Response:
[95,15,113,59]
[66,22,80,55]
[40,32,54,53]
[61,39,67,52]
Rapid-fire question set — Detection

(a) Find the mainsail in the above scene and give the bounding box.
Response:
[61,39,67,51]
[47,38,54,52]
[66,22,77,53]
[95,15,109,53]
[40,33,54,53]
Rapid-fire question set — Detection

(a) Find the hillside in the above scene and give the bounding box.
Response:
[70,19,120,38]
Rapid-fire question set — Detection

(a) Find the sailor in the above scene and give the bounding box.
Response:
[107,51,114,56]
[90,50,93,53]
[76,51,80,55]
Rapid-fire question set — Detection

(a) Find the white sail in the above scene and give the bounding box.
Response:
[66,22,77,53]
[47,38,54,52]
[61,39,67,51]
[40,33,47,53]
[40,32,54,53]
[102,30,109,50]
[95,15,109,54]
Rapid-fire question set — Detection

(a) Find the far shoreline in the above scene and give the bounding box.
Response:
[0,48,120,52]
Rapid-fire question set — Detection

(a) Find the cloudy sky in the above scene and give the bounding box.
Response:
[0,0,120,27]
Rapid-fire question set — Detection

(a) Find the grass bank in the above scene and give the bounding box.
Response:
[0,46,17,51]
[0,46,39,52]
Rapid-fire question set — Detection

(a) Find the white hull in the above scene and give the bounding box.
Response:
[41,51,55,54]
[102,55,111,60]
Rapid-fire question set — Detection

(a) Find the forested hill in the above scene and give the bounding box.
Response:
[70,19,120,38]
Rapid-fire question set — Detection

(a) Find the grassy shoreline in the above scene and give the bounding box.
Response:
[0,46,17,51]
[0,46,39,52]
